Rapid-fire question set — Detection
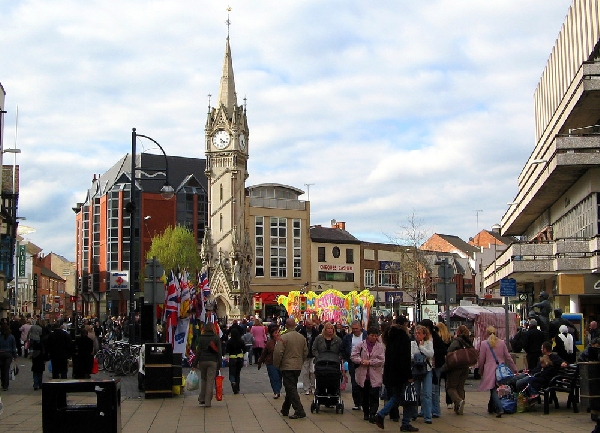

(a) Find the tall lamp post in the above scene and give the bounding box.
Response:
[126,128,174,343]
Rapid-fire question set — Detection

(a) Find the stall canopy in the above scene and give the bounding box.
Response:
[450,305,517,351]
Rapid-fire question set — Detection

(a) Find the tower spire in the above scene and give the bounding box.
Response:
[219,7,237,113]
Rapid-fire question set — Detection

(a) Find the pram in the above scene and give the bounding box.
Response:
[310,350,344,414]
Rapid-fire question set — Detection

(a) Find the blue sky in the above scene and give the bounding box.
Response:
[0,0,573,260]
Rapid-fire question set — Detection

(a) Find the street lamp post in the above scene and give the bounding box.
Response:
[126,128,174,343]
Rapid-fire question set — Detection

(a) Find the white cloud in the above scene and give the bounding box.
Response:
[0,0,574,259]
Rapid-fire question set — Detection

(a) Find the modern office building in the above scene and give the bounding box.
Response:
[484,0,600,323]
[74,154,208,318]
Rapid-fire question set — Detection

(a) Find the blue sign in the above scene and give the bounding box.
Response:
[500,278,517,297]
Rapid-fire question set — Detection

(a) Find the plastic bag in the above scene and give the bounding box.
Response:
[186,370,199,391]
[516,391,528,413]
[215,373,224,401]
[92,357,99,374]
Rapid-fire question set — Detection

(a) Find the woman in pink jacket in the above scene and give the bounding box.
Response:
[477,326,517,417]
[250,318,267,364]
[350,326,385,423]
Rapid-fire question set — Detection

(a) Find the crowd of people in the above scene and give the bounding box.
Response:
[185,311,594,432]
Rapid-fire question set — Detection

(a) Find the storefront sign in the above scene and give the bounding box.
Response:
[318,264,354,272]
[110,271,129,290]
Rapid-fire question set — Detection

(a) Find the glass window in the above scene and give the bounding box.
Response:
[318,247,325,262]
[255,216,264,277]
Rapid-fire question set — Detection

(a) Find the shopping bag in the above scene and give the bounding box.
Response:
[185,370,199,391]
[9,362,15,381]
[215,373,224,401]
[92,357,99,374]
[495,363,514,383]
[500,393,517,414]
[445,347,478,370]
[516,391,528,413]
[402,382,419,406]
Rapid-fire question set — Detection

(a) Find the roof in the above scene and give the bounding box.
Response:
[310,226,361,244]
[40,267,65,281]
[247,183,305,196]
[84,153,207,203]
[218,38,237,114]
[434,234,479,257]
[483,229,517,246]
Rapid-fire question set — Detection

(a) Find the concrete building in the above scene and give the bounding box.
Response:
[484,0,600,324]
[74,154,208,319]
[245,183,311,318]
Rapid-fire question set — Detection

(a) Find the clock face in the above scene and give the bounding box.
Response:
[239,133,246,150]
[212,130,231,149]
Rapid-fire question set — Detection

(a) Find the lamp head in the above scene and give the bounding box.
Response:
[160,183,174,200]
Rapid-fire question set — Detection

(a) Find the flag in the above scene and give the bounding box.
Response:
[179,270,190,319]
[164,270,180,344]
[199,270,210,297]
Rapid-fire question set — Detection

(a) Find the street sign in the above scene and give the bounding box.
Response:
[437,262,454,280]
[500,278,517,297]
[436,282,456,304]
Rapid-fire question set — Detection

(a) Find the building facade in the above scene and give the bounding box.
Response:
[74,154,208,319]
[310,221,361,294]
[484,0,600,324]
[246,183,311,318]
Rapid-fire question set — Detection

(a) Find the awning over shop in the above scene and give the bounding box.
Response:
[254,292,287,304]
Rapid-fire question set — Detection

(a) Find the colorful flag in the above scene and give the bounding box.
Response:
[199,270,210,297]
[164,270,180,344]
[179,270,190,319]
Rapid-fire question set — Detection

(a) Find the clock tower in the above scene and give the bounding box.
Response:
[202,36,252,318]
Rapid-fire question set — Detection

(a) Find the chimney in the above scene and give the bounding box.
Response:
[491,224,501,234]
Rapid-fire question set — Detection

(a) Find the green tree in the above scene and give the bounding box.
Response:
[146,225,202,275]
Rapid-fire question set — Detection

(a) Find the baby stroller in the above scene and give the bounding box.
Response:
[310,351,344,414]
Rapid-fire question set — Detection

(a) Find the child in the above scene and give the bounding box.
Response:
[241,329,255,365]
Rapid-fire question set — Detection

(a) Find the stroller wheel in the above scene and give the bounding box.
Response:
[335,403,341,414]
[315,404,320,413]
[310,402,316,413]
[340,401,344,414]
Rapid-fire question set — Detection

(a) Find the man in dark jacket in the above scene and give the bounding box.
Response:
[340,320,367,410]
[375,316,418,432]
[46,323,73,379]
[524,319,545,369]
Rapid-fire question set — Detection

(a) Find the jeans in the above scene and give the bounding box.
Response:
[348,362,362,407]
[0,352,12,389]
[33,372,43,390]
[300,357,315,392]
[489,388,503,413]
[414,370,433,422]
[377,384,416,428]
[266,364,282,395]
[432,367,443,417]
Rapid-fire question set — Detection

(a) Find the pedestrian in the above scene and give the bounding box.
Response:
[478,325,517,417]
[312,322,342,404]
[340,320,367,411]
[419,319,447,419]
[250,318,267,366]
[445,325,472,415]
[257,324,283,399]
[9,316,22,357]
[72,328,94,379]
[0,324,17,391]
[435,321,453,410]
[28,320,45,390]
[241,327,255,365]
[375,316,418,432]
[554,324,576,364]
[225,328,245,394]
[191,322,221,407]
[411,324,434,425]
[19,319,32,358]
[524,319,545,369]
[273,318,308,419]
[298,318,318,395]
[46,322,73,379]
[351,326,385,423]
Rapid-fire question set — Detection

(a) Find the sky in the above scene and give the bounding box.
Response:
[0,0,574,261]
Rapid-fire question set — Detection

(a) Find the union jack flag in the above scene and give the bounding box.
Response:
[199,270,210,297]
[164,270,180,344]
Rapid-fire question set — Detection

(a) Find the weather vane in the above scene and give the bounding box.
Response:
[226,6,232,38]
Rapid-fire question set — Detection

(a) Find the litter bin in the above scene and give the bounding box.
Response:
[42,379,121,433]
[144,343,173,398]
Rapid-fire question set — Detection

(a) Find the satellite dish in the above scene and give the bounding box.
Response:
[18,225,36,235]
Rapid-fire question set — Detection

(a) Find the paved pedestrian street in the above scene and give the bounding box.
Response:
[0,357,593,432]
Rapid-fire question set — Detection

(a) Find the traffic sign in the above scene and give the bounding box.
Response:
[500,278,517,297]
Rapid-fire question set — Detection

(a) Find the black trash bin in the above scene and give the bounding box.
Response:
[42,379,121,433]
[144,343,173,398]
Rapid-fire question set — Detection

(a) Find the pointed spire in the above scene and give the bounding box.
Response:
[218,38,237,113]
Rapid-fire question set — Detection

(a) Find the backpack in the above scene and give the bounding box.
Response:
[412,351,428,379]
